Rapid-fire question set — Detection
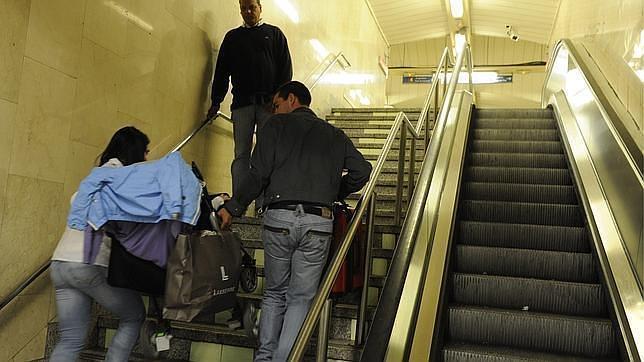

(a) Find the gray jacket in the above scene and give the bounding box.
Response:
[224,107,372,216]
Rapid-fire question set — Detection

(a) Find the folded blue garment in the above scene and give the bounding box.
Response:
[68,152,202,230]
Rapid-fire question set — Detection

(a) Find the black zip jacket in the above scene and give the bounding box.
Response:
[224,107,372,216]
[211,23,292,110]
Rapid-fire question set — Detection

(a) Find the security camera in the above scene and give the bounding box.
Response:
[505,25,520,42]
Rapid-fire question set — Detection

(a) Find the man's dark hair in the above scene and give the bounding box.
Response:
[275,81,311,106]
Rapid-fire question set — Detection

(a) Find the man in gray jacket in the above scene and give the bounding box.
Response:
[218,81,371,361]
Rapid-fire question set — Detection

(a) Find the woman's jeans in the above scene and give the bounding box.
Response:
[50,261,145,362]
[254,206,333,362]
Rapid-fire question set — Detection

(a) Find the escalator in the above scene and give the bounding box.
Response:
[440,108,621,360]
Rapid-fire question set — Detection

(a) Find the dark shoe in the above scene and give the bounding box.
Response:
[242,302,260,339]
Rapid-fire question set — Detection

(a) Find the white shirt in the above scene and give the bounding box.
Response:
[51,159,123,266]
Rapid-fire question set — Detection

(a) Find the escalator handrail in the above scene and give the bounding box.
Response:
[359,42,473,362]
[288,46,453,361]
[542,39,643,179]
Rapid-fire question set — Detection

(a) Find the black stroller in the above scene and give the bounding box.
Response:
[138,162,259,357]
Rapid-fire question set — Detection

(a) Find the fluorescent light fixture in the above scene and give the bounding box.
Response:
[320,72,375,85]
[275,0,300,23]
[104,1,153,33]
[454,33,466,56]
[309,39,330,59]
[349,89,371,106]
[444,71,503,84]
[449,0,464,18]
[636,70,644,82]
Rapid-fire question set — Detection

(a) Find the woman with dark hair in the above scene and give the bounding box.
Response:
[50,126,149,362]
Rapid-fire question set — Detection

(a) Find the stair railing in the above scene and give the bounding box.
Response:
[0,48,350,314]
[358,41,474,362]
[288,43,472,361]
[0,111,233,314]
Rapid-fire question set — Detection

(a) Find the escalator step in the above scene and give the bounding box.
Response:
[448,306,617,358]
[470,140,563,154]
[451,273,606,317]
[464,167,572,185]
[454,245,596,283]
[472,129,559,141]
[458,221,589,253]
[468,153,567,169]
[463,182,577,204]
[460,200,584,227]
[442,342,621,361]
[475,109,553,119]
[473,118,557,129]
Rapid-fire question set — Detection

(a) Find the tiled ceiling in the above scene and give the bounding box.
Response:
[368,0,561,45]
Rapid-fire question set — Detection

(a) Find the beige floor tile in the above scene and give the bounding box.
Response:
[0,175,64,298]
[128,0,175,40]
[0,99,17,172]
[191,342,222,362]
[11,324,47,361]
[83,0,131,56]
[24,0,86,77]
[70,38,123,148]
[10,58,75,183]
[165,0,194,27]
[221,345,254,361]
[0,0,30,103]
[0,277,52,361]
[62,141,100,207]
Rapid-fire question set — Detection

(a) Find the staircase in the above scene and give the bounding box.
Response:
[41,107,427,361]
[441,108,622,361]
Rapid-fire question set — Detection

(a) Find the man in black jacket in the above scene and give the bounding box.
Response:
[207,0,292,207]
[218,81,371,361]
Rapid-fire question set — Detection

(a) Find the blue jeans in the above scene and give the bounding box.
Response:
[255,206,333,362]
[231,104,272,206]
[50,261,145,362]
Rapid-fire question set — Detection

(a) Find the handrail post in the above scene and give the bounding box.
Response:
[395,122,407,226]
[408,133,417,201]
[316,298,332,361]
[356,193,376,345]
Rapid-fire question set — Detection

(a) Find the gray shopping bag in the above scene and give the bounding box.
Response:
[163,230,242,322]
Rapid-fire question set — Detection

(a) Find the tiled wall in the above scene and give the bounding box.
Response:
[0,0,386,360]
[386,35,548,108]
[549,0,643,130]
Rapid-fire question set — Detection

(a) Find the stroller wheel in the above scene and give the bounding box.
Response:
[240,266,257,293]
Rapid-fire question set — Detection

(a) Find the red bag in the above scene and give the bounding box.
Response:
[330,203,366,295]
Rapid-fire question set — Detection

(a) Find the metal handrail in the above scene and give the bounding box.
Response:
[359,42,473,362]
[171,111,232,153]
[288,43,466,361]
[542,39,643,178]
[307,52,351,90]
[0,112,233,314]
[0,261,51,311]
[0,47,350,314]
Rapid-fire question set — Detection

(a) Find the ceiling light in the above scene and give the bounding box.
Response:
[275,0,300,23]
[309,39,330,59]
[454,33,466,56]
[449,0,464,18]
[320,72,375,85]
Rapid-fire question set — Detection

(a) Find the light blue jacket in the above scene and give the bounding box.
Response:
[68,152,202,231]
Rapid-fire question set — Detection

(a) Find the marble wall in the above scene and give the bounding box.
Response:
[0,0,386,359]
[549,0,643,130]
